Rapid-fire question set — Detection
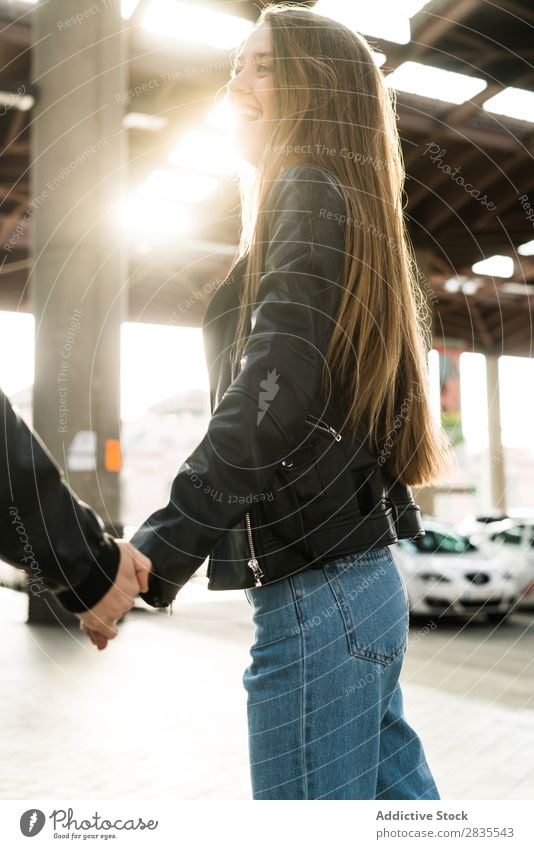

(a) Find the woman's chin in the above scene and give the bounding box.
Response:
[235,144,262,169]
[233,129,268,167]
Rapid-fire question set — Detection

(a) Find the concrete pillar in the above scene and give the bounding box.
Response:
[29,1,127,620]
[413,485,436,517]
[486,354,507,515]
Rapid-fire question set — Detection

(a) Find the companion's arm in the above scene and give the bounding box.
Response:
[0,388,120,613]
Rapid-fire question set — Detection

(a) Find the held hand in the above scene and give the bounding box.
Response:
[77,541,152,650]
[83,626,109,652]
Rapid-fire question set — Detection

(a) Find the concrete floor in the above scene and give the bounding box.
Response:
[0,581,533,800]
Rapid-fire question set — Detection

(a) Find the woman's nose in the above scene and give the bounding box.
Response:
[228,67,250,95]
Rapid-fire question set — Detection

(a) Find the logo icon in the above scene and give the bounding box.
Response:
[257,368,280,425]
[20,810,46,837]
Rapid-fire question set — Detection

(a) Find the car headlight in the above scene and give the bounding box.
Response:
[418,573,452,583]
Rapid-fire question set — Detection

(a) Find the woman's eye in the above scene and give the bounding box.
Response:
[231,61,272,77]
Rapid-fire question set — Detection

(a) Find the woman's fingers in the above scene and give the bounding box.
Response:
[114,538,152,594]
[128,543,152,593]
[81,622,109,651]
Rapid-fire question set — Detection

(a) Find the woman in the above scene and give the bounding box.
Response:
[131,2,449,799]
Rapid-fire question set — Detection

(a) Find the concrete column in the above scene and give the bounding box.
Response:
[486,354,507,515]
[29,2,127,619]
[413,485,436,517]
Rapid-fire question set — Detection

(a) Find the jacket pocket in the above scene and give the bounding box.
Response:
[323,548,408,666]
[258,440,326,547]
[277,441,328,502]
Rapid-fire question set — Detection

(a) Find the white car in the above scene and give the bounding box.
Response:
[458,509,534,539]
[393,518,518,621]
[468,517,534,609]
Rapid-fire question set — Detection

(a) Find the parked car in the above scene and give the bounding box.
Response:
[458,509,534,540]
[393,518,518,621]
[469,516,534,609]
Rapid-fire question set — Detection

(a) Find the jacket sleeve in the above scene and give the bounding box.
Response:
[130,164,348,607]
[0,388,120,613]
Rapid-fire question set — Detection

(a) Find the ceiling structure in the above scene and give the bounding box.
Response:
[0,0,533,355]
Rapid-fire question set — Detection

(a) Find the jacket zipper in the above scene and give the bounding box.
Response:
[231,354,265,586]
[231,348,340,584]
[243,512,265,586]
[304,413,342,442]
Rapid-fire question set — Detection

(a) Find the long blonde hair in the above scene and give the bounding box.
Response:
[226,2,450,487]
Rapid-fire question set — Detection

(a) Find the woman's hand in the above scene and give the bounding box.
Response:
[77,540,152,649]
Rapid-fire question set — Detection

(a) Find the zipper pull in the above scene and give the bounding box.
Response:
[305,416,341,442]
[248,557,264,586]
[304,415,343,442]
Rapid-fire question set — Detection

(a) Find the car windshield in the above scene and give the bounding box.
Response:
[491,526,524,545]
[415,528,473,554]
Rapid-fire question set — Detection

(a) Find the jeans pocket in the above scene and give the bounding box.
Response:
[323,549,409,666]
[394,554,411,615]
[245,578,301,650]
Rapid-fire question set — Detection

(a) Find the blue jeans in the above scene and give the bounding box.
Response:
[242,546,440,800]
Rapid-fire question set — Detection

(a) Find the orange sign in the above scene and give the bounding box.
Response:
[105,439,122,472]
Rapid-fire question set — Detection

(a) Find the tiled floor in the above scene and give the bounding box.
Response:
[0,581,533,799]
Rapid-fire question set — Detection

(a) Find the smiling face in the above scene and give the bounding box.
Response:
[226,22,275,167]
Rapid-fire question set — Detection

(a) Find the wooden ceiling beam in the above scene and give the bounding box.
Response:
[0,201,27,245]
[497,1,534,26]
[480,169,534,219]
[468,298,496,348]
[398,104,523,152]
[2,108,26,150]
[383,0,482,71]
[407,147,480,209]
[422,129,534,230]
[0,185,27,202]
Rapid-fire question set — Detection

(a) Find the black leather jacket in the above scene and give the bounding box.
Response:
[132,164,424,608]
[0,388,120,612]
